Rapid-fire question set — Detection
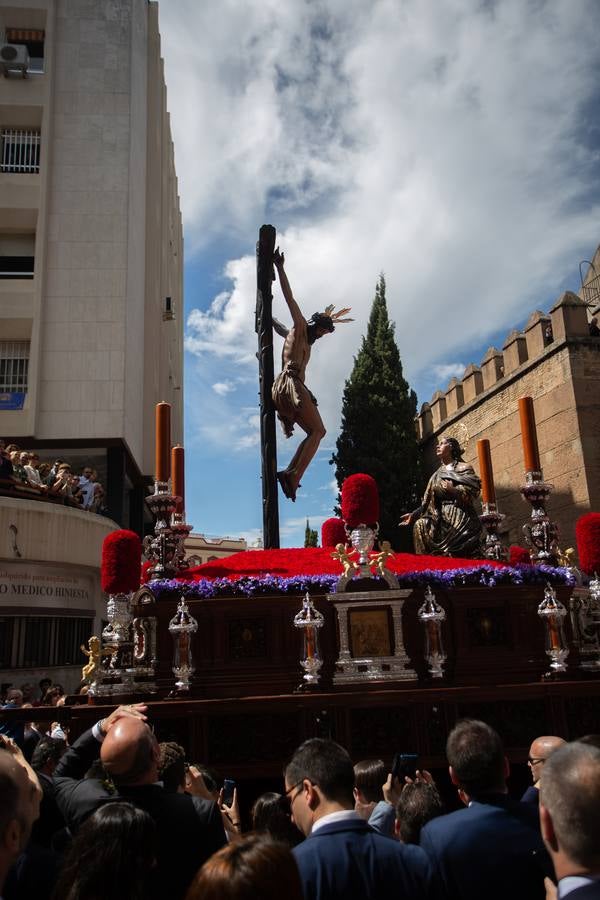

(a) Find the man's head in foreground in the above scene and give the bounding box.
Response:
[101,716,160,787]
[539,741,600,882]
[527,735,566,787]
[446,719,508,800]
[284,738,354,836]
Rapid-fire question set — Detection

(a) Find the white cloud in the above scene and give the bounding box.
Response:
[212,381,236,396]
[431,363,466,385]
[160,0,600,431]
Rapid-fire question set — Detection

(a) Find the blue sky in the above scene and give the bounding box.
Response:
[158,0,600,548]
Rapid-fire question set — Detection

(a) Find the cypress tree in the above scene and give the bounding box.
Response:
[330,274,422,550]
[304,518,318,547]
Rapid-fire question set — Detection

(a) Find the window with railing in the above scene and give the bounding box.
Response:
[0,615,94,669]
[0,341,30,393]
[1,129,41,173]
[4,28,45,74]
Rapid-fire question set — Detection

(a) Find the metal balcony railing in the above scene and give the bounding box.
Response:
[1,129,41,173]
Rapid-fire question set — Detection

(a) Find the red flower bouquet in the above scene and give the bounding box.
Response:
[341,474,379,528]
[509,545,531,566]
[101,529,142,594]
[576,512,600,575]
[321,517,347,547]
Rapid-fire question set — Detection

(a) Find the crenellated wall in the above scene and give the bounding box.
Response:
[417,290,600,551]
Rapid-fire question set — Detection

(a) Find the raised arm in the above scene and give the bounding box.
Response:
[273,249,304,328]
[272,317,289,338]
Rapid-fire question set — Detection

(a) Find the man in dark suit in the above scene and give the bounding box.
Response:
[419,719,551,900]
[53,704,226,900]
[540,741,600,899]
[521,735,566,810]
[286,738,433,900]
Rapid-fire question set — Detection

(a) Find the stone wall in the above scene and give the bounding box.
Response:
[417,291,600,551]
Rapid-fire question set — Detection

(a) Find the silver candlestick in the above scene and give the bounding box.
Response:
[171,511,193,573]
[521,470,559,565]
[418,586,447,679]
[479,501,508,561]
[538,584,569,674]
[143,481,179,579]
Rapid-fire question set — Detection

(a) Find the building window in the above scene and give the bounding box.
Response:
[0,234,35,279]
[4,29,45,73]
[1,129,41,173]
[0,616,94,669]
[0,341,30,393]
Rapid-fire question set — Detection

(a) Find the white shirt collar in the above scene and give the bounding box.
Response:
[311,809,361,834]
[559,876,599,898]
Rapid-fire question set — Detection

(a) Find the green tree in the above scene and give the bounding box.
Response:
[330,274,422,550]
[304,518,318,548]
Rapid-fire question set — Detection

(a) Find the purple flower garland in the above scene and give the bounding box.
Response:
[147,563,575,601]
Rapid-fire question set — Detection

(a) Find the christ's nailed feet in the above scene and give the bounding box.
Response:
[277,471,296,502]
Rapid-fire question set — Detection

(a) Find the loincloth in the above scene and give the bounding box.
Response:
[272,362,317,438]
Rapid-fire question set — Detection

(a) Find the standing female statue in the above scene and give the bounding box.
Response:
[399,437,483,557]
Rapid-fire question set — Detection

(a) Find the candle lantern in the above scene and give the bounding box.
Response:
[418,586,447,679]
[518,397,559,565]
[293,593,324,690]
[168,597,198,692]
[537,584,569,674]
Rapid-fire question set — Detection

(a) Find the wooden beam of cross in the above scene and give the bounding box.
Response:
[255,224,280,549]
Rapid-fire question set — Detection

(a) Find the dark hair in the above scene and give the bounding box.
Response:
[540,742,600,869]
[396,782,444,844]
[446,719,505,796]
[578,734,600,750]
[31,738,66,772]
[307,314,334,345]
[285,739,354,807]
[52,802,157,900]
[158,741,186,793]
[251,792,302,847]
[353,759,386,804]
[186,835,303,900]
[445,437,464,461]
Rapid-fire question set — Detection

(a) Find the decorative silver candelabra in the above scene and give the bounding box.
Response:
[479,501,508,561]
[143,481,180,579]
[88,591,135,698]
[168,597,198,692]
[346,523,379,577]
[171,510,193,573]
[538,584,569,674]
[570,575,600,671]
[521,471,559,565]
[293,593,324,690]
[418,586,447,679]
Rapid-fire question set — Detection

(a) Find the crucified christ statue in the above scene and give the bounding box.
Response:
[271,249,352,502]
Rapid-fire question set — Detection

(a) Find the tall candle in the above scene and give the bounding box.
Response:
[155,402,171,483]
[172,445,185,514]
[518,397,541,472]
[476,439,496,506]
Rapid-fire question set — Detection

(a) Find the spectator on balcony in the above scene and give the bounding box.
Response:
[0,444,14,480]
[48,464,74,499]
[78,466,96,509]
[24,453,43,486]
[38,462,51,483]
[9,450,28,483]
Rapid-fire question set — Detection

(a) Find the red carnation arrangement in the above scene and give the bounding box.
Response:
[509,545,531,566]
[576,512,600,575]
[341,474,379,529]
[101,530,142,594]
[321,517,347,548]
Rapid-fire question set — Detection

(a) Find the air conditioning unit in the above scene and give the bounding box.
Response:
[0,44,30,78]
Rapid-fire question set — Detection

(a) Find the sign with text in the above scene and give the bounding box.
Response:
[0,563,96,610]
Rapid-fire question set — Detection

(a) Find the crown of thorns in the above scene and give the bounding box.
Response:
[309,305,354,329]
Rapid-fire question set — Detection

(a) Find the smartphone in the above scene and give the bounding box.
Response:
[392,752,419,782]
[222,778,236,806]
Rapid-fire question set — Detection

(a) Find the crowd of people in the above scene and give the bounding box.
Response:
[0,703,598,900]
[0,441,106,513]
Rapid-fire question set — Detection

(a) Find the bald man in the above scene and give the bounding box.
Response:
[522,736,566,810]
[54,704,225,900]
[0,738,42,897]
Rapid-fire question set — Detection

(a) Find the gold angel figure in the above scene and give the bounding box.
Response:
[331,543,359,577]
[371,541,395,577]
[80,636,115,684]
